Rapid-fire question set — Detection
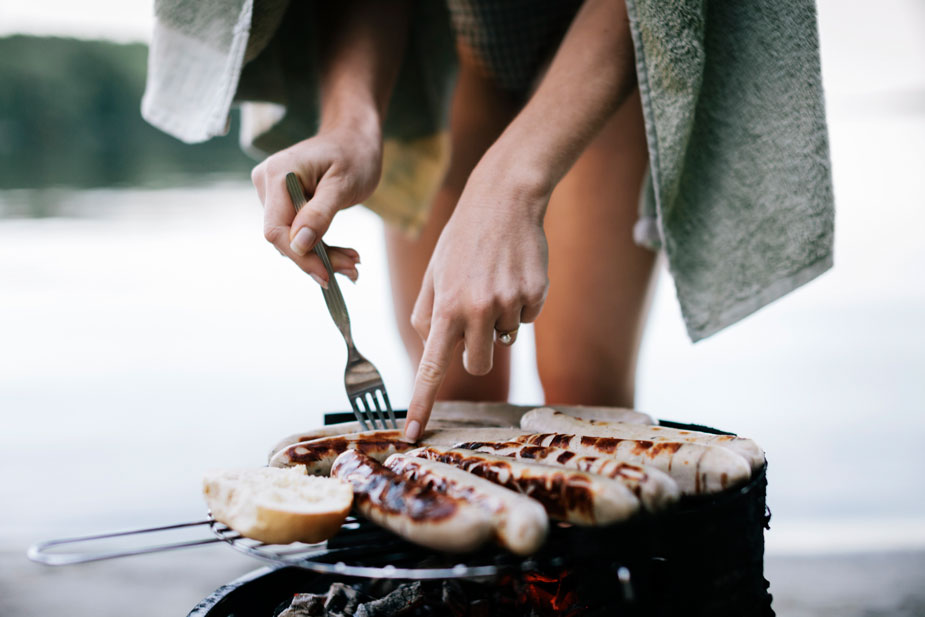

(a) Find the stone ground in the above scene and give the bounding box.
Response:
[2,548,923,616]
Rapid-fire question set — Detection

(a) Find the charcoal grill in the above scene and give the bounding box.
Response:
[28,411,774,615]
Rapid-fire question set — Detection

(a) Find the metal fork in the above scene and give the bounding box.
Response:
[285,173,397,431]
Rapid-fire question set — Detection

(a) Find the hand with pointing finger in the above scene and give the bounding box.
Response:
[403,160,550,441]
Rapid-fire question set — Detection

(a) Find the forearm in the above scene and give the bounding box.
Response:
[485,0,638,213]
[316,0,410,134]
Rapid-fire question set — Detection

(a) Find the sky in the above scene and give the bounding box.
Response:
[0,1,153,42]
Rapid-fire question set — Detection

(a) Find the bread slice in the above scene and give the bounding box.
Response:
[203,466,352,544]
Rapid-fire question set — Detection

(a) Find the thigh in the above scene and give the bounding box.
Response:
[385,45,519,402]
[535,88,657,407]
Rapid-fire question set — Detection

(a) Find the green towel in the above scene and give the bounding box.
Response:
[626,0,835,340]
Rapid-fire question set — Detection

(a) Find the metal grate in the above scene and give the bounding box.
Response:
[29,415,765,587]
[209,514,568,579]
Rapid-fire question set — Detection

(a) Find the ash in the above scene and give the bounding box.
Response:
[273,577,594,617]
[275,580,463,617]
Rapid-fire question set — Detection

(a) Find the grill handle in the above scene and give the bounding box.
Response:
[27,520,225,565]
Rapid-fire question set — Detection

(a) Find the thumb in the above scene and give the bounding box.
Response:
[288,178,351,256]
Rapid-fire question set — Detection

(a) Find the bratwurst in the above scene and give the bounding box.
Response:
[270,430,414,475]
[521,408,765,470]
[514,433,751,495]
[407,446,640,526]
[385,453,548,554]
[331,450,494,553]
[270,428,531,474]
[455,441,680,512]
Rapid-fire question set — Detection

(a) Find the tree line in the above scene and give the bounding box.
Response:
[0,35,254,190]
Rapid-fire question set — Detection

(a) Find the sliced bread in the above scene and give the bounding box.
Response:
[203,466,352,544]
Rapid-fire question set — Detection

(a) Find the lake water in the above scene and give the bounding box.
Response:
[2,0,925,557]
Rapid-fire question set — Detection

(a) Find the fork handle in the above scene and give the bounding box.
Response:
[284,173,356,349]
[313,242,356,347]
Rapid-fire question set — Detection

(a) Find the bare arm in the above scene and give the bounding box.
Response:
[405,0,640,440]
[480,0,638,219]
[252,0,410,284]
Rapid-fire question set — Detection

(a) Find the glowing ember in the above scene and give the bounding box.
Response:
[517,569,588,617]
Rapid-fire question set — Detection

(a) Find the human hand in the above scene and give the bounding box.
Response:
[404,163,551,441]
[251,124,383,286]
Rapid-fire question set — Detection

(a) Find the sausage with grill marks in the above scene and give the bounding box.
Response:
[406,446,640,526]
[331,450,494,553]
[269,431,414,475]
[385,453,548,555]
[268,421,400,461]
[455,441,680,512]
[514,433,751,495]
[521,408,765,470]
[270,428,532,475]
[268,424,531,462]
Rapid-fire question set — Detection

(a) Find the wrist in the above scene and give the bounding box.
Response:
[319,92,383,143]
[473,145,554,223]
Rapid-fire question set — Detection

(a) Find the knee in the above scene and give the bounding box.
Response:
[538,365,636,409]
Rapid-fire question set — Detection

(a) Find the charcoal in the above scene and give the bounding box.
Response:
[354,581,424,617]
[439,580,467,617]
[277,593,327,617]
[362,578,402,598]
[324,582,361,616]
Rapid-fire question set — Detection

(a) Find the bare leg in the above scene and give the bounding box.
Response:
[385,46,519,402]
[535,89,657,407]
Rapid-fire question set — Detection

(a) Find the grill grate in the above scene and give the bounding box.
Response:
[209,515,569,579]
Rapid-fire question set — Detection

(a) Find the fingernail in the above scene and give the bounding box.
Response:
[290,227,316,256]
[338,268,359,283]
[309,273,328,289]
[403,420,421,443]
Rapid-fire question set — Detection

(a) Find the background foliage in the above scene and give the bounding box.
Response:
[0,35,253,191]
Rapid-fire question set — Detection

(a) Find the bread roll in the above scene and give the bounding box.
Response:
[202,466,352,544]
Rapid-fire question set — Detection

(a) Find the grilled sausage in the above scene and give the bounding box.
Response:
[269,427,531,467]
[514,433,751,495]
[385,453,549,555]
[455,441,680,512]
[551,405,654,425]
[267,420,498,461]
[267,403,654,461]
[520,408,765,470]
[431,401,654,427]
[422,427,532,446]
[269,431,414,475]
[331,450,494,552]
[267,421,395,461]
[407,446,640,526]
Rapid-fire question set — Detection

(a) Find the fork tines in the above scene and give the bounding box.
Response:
[350,387,396,431]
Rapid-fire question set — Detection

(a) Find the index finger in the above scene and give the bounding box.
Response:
[404,319,460,442]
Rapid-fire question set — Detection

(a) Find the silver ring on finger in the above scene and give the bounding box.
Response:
[495,327,519,346]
